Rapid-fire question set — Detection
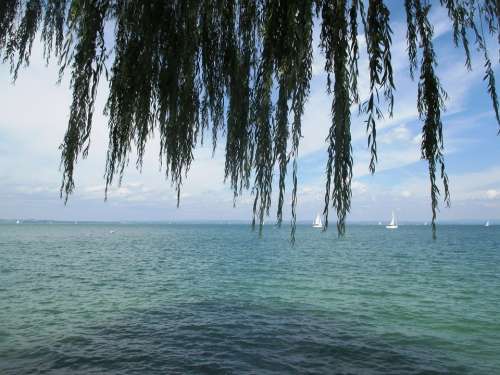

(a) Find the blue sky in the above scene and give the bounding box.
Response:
[0,4,499,223]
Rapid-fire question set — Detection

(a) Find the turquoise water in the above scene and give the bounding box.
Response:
[1,223,499,374]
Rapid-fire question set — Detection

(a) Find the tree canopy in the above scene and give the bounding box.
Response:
[1,0,498,240]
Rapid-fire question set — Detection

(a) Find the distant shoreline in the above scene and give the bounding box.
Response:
[1,219,495,226]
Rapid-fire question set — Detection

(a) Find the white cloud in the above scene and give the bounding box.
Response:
[1,7,499,222]
[400,190,413,198]
[352,180,368,195]
[486,189,500,199]
[380,124,413,144]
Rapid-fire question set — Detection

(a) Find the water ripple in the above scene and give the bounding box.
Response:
[1,224,499,374]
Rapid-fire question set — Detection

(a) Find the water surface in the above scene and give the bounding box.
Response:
[1,224,499,374]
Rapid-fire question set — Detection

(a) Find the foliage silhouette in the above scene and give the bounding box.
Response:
[1,0,498,240]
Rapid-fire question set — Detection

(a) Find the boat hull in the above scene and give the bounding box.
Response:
[385,225,398,229]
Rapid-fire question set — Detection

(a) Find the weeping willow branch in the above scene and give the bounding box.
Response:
[222,0,254,202]
[290,0,313,242]
[439,0,500,129]
[410,0,450,238]
[321,0,353,236]
[361,0,394,174]
[60,0,108,201]
[0,0,498,240]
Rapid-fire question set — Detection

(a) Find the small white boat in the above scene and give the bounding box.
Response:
[16,220,20,224]
[485,221,490,227]
[424,222,428,226]
[378,221,382,225]
[386,211,398,229]
[312,213,323,228]
[109,230,115,234]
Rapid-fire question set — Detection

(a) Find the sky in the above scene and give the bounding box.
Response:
[0,4,499,224]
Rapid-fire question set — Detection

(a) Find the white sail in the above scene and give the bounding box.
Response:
[386,211,398,229]
[485,221,490,227]
[312,213,323,228]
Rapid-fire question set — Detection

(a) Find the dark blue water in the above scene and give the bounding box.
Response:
[1,224,499,374]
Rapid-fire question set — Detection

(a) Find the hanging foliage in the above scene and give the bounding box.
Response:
[1,0,498,240]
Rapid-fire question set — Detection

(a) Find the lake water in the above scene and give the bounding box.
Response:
[1,223,499,374]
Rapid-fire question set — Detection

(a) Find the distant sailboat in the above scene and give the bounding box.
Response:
[386,211,398,229]
[424,222,428,226]
[16,220,20,224]
[485,220,490,227]
[312,213,323,228]
[378,221,382,225]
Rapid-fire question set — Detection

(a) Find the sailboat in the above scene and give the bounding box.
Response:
[312,213,323,228]
[16,220,20,224]
[386,211,398,229]
[485,220,490,227]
